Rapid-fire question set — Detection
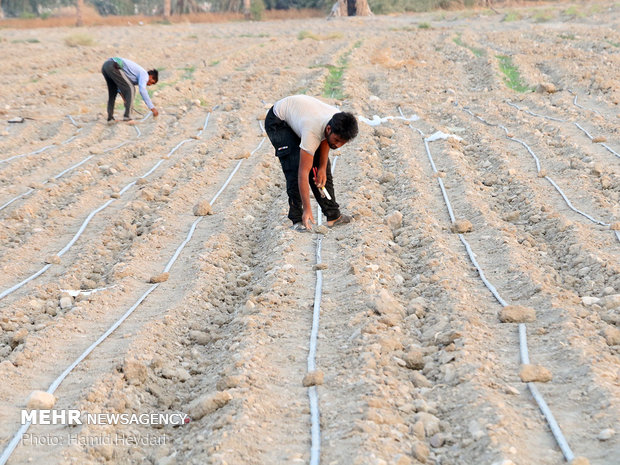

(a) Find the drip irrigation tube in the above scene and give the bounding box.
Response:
[0,122,145,214]
[569,90,602,117]
[0,113,208,302]
[506,101,566,122]
[397,106,577,463]
[0,115,84,166]
[306,155,337,465]
[0,127,265,465]
[568,92,620,156]
[507,98,620,160]
[460,106,618,242]
[574,122,620,159]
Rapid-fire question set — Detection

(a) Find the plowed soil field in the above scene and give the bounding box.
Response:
[0,3,619,464]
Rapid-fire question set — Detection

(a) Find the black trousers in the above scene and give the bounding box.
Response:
[265,107,340,224]
[101,59,135,120]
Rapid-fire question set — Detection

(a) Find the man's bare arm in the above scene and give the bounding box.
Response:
[298,149,315,229]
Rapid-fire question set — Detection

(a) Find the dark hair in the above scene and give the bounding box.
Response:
[328,112,358,141]
[148,69,159,83]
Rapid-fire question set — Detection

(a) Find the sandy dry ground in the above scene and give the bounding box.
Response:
[0,3,619,464]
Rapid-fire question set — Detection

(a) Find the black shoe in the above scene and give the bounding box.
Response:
[107,116,115,122]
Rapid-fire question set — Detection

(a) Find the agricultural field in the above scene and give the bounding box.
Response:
[0,2,619,464]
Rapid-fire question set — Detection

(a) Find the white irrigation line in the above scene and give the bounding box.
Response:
[461,107,618,242]
[519,325,575,461]
[568,90,602,117]
[568,91,620,157]
[0,124,146,214]
[306,155,338,465]
[309,212,323,465]
[0,115,83,166]
[0,128,265,465]
[574,122,620,159]
[397,106,576,463]
[0,114,152,213]
[505,101,566,122]
[0,113,208,302]
[507,98,620,160]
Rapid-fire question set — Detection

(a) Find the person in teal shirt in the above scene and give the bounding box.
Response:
[101,57,159,122]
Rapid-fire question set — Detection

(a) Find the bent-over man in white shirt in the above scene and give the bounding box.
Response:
[265,95,358,231]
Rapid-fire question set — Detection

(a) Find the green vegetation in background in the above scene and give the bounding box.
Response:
[250,0,265,20]
[503,10,522,22]
[563,5,584,18]
[453,33,485,57]
[532,8,554,23]
[182,65,196,80]
[10,38,40,43]
[559,33,576,40]
[65,33,94,47]
[153,81,173,91]
[298,30,343,41]
[209,60,221,66]
[588,3,603,14]
[606,39,620,47]
[418,22,431,29]
[6,0,614,21]
[322,45,357,99]
[496,55,533,93]
[367,0,464,15]
[9,0,606,20]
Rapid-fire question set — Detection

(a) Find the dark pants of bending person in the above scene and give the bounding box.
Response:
[265,107,340,225]
[101,59,135,120]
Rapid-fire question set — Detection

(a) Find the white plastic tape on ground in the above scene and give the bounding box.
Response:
[461,107,618,243]
[0,130,265,465]
[0,113,207,302]
[397,106,577,463]
[359,114,420,126]
[0,115,84,166]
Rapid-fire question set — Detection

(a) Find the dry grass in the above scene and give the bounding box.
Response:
[64,33,94,47]
[370,48,417,70]
[0,7,323,29]
[297,30,343,40]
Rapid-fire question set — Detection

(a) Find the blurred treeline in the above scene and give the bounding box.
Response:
[0,0,499,18]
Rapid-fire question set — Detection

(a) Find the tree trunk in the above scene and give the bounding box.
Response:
[163,0,171,19]
[243,0,251,19]
[76,0,84,26]
[330,0,372,17]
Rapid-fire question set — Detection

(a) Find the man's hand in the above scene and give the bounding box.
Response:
[302,208,315,230]
[151,108,159,117]
[313,167,327,189]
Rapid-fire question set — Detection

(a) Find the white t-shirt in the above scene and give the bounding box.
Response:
[273,95,338,154]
